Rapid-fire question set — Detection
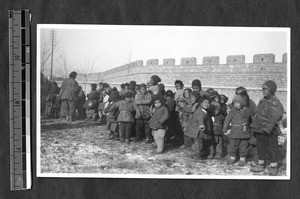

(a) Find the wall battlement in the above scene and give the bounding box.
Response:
[76,53,287,110]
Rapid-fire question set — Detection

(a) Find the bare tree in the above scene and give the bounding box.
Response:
[77,57,97,92]
[55,54,72,78]
[40,42,52,73]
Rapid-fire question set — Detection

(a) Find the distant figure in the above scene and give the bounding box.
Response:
[58,71,79,122]
[44,81,60,118]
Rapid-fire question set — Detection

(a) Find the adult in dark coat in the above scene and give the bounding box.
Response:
[59,71,79,122]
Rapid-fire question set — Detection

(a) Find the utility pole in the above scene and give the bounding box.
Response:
[50,30,56,81]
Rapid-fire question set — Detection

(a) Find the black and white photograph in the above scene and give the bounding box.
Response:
[37,25,290,179]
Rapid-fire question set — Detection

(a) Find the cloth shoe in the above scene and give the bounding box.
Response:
[214,154,222,159]
[227,157,237,165]
[238,159,247,166]
[250,164,265,172]
[268,167,278,176]
[125,139,130,144]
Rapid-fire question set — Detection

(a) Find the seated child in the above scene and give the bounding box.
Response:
[148,94,170,153]
[223,95,251,166]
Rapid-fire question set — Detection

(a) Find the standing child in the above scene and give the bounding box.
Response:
[174,80,184,102]
[210,101,225,159]
[185,95,213,159]
[108,92,141,144]
[104,92,120,140]
[148,94,169,153]
[223,95,251,166]
[181,91,201,149]
[84,84,99,121]
[147,75,162,95]
[134,84,152,143]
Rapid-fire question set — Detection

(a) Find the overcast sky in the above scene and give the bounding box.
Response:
[39,25,289,74]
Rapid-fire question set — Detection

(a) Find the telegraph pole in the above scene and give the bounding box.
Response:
[50,30,56,81]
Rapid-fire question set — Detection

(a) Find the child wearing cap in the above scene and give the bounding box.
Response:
[164,90,178,144]
[185,95,213,159]
[148,94,169,153]
[104,91,121,140]
[223,95,252,166]
[134,84,153,143]
[250,80,284,176]
[108,91,141,144]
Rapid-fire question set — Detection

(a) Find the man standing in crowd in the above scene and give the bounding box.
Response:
[59,71,79,122]
[250,80,284,176]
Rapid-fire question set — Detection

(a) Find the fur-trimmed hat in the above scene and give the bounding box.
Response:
[151,75,161,85]
[232,95,247,107]
[262,80,277,94]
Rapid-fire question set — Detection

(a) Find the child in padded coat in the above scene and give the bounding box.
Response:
[223,95,252,166]
[180,91,201,149]
[210,100,225,159]
[148,94,169,154]
[185,95,214,159]
[108,91,141,144]
[104,91,120,140]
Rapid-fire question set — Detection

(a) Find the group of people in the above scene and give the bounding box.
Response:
[41,71,285,176]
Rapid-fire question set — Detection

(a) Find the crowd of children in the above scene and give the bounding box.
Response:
[41,74,284,175]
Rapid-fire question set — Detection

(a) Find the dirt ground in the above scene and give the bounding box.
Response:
[40,118,287,176]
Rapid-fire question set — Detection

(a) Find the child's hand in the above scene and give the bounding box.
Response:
[223,130,231,136]
[199,125,205,131]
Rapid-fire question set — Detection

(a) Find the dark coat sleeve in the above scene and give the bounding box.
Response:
[158,107,169,124]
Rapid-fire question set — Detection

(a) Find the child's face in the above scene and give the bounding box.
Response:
[262,88,271,98]
[190,95,196,104]
[140,87,146,95]
[233,101,242,110]
[149,78,154,86]
[124,85,129,91]
[201,99,210,110]
[192,86,200,92]
[214,107,220,115]
[154,100,162,108]
[125,97,132,102]
[175,83,182,91]
[184,90,190,98]
[220,98,225,104]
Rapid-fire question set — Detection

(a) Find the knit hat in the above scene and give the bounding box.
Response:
[190,91,201,102]
[123,91,133,99]
[153,93,165,104]
[108,92,120,102]
[232,95,247,107]
[151,75,161,85]
[262,80,277,94]
[192,79,202,90]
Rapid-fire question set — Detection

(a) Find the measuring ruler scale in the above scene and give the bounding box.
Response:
[9,10,31,190]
